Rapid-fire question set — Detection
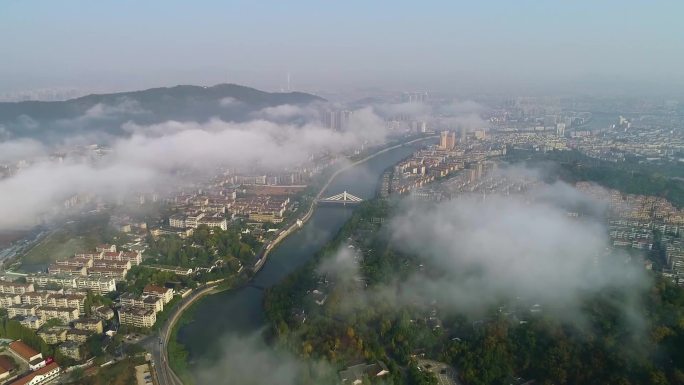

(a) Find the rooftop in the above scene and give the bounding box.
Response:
[9,340,40,361]
[9,362,59,385]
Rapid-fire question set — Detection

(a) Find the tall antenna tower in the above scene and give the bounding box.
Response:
[287,72,291,91]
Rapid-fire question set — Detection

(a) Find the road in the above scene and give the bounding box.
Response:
[141,284,219,385]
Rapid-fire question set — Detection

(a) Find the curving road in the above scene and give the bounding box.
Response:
[142,283,219,385]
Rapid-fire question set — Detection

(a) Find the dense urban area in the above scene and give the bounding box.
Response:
[0,88,683,385]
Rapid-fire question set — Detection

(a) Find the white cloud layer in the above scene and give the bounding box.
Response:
[0,106,391,230]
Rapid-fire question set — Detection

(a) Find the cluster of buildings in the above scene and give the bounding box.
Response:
[575,183,684,225]
[20,245,142,296]
[568,115,684,163]
[168,211,228,233]
[1,340,61,385]
[45,244,142,283]
[161,182,298,239]
[37,318,104,360]
[487,101,683,164]
[575,182,684,280]
[0,279,109,362]
[0,282,85,328]
[232,195,290,224]
[384,130,505,197]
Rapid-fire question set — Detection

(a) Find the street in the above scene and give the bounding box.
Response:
[140,283,219,385]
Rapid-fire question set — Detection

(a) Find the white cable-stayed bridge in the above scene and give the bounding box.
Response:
[318,190,364,205]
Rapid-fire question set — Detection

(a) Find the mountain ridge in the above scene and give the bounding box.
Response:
[0,84,326,141]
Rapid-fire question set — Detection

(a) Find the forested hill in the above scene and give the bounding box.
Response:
[0,83,325,141]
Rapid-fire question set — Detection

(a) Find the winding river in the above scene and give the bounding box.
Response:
[176,140,433,366]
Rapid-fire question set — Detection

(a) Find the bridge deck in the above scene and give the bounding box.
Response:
[318,190,363,204]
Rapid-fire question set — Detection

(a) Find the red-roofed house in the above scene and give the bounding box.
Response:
[8,341,41,364]
[0,355,16,381]
[8,362,60,385]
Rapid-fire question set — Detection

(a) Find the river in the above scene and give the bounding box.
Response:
[176,140,432,366]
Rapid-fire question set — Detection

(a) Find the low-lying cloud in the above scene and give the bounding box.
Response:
[390,191,647,313]
[194,332,336,385]
[0,104,392,230]
[319,180,648,326]
[0,138,46,163]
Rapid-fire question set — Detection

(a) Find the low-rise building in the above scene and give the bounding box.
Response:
[92,260,131,270]
[119,293,143,308]
[26,275,77,290]
[38,327,68,345]
[169,214,186,228]
[73,318,103,334]
[143,284,174,304]
[66,329,91,343]
[0,294,21,308]
[96,244,116,253]
[92,305,115,320]
[20,292,48,307]
[118,306,156,328]
[26,274,116,294]
[8,340,42,364]
[73,276,116,294]
[122,251,143,266]
[184,212,205,228]
[150,227,194,239]
[56,257,93,268]
[87,266,128,281]
[143,296,163,313]
[197,216,228,230]
[15,316,44,330]
[0,355,16,381]
[58,341,81,361]
[47,264,87,276]
[8,304,37,318]
[36,306,79,323]
[120,293,163,313]
[0,282,34,295]
[46,293,86,314]
[99,251,142,266]
[9,362,60,385]
[248,212,283,223]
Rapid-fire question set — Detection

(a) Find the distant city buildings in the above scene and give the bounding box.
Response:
[439,131,456,150]
[402,91,428,104]
[323,109,353,131]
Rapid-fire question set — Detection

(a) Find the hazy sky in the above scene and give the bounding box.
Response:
[1,1,683,94]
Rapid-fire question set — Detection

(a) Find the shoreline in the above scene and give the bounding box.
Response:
[161,135,437,384]
[253,134,437,273]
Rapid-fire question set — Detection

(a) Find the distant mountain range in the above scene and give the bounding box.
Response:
[0,84,326,141]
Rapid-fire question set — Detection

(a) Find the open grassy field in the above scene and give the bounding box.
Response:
[19,213,117,271]
[69,358,140,385]
[20,230,88,268]
[0,231,30,248]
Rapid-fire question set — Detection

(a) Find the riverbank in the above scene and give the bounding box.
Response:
[165,135,436,383]
[253,134,438,273]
